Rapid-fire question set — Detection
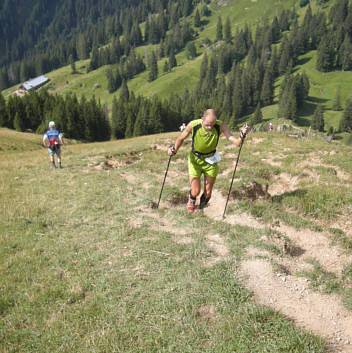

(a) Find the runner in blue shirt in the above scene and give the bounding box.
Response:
[43,121,65,169]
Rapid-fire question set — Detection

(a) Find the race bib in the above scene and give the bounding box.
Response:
[205,151,221,165]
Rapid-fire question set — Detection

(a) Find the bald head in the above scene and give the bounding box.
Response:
[202,109,217,131]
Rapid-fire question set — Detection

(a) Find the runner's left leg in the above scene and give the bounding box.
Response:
[199,176,216,208]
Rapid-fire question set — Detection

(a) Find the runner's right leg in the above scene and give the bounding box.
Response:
[188,177,200,212]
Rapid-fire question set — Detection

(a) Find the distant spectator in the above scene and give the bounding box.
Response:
[268,122,273,132]
[179,123,186,132]
[43,121,65,169]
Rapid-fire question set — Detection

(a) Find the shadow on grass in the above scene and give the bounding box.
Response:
[296,98,330,127]
[296,56,311,66]
[271,188,307,203]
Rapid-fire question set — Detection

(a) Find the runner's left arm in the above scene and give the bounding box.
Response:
[59,133,66,148]
[43,134,48,147]
[221,123,248,147]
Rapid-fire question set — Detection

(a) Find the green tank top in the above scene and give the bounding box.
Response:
[190,119,222,155]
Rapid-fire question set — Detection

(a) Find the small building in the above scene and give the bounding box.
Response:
[22,75,50,91]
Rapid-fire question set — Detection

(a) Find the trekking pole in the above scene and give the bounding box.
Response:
[154,148,173,209]
[222,130,247,220]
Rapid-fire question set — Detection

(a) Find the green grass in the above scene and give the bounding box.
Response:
[2,128,352,352]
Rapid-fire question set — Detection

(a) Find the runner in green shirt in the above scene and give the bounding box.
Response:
[168,109,248,212]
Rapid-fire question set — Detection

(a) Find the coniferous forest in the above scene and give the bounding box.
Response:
[1,0,352,142]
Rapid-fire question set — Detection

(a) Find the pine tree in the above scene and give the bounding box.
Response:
[0,68,10,91]
[185,42,197,59]
[76,33,89,60]
[106,69,116,93]
[14,112,24,132]
[194,9,201,27]
[148,51,158,81]
[70,55,76,74]
[260,66,274,106]
[311,105,324,132]
[278,35,292,75]
[111,96,126,139]
[231,66,243,126]
[249,103,262,127]
[169,49,177,69]
[149,97,164,134]
[198,52,208,90]
[224,17,232,43]
[88,47,99,72]
[120,79,130,102]
[340,96,352,132]
[316,34,334,72]
[287,84,298,121]
[339,34,352,71]
[133,104,148,137]
[333,87,343,111]
[0,92,7,127]
[163,60,170,73]
[216,16,223,42]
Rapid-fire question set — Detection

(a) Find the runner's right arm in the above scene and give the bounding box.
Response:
[168,123,192,155]
[43,134,48,147]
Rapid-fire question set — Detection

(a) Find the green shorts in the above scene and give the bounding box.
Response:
[188,152,219,178]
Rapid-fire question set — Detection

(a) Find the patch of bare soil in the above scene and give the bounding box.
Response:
[240,258,352,352]
[274,224,352,278]
[231,181,270,201]
[204,233,229,268]
[168,193,188,206]
[330,209,352,238]
[269,172,300,196]
[121,173,137,184]
[249,137,264,145]
[203,188,352,351]
[261,153,286,167]
[298,156,351,182]
[197,305,219,323]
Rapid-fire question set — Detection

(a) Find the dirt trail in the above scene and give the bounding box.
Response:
[204,189,352,352]
[241,257,352,352]
[134,160,352,351]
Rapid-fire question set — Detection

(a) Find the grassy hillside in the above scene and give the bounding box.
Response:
[3,0,298,101]
[2,0,351,131]
[0,128,80,154]
[1,129,352,352]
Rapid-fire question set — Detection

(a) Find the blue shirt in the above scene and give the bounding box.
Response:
[43,129,63,146]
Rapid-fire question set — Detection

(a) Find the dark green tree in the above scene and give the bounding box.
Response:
[216,16,223,42]
[111,95,126,139]
[88,47,99,72]
[200,4,211,17]
[14,112,24,132]
[69,55,76,74]
[148,51,158,81]
[333,87,343,111]
[194,9,201,27]
[120,79,129,102]
[260,66,274,106]
[339,34,352,71]
[0,93,7,127]
[106,69,116,93]
[311,105,324,131]
[169,49,177,69]
[224,17,232,43]
[316,34,334,72]
[250,102,263,126]
[340,96,352,132]
[163,60,170,73]
[185,42,197,59]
